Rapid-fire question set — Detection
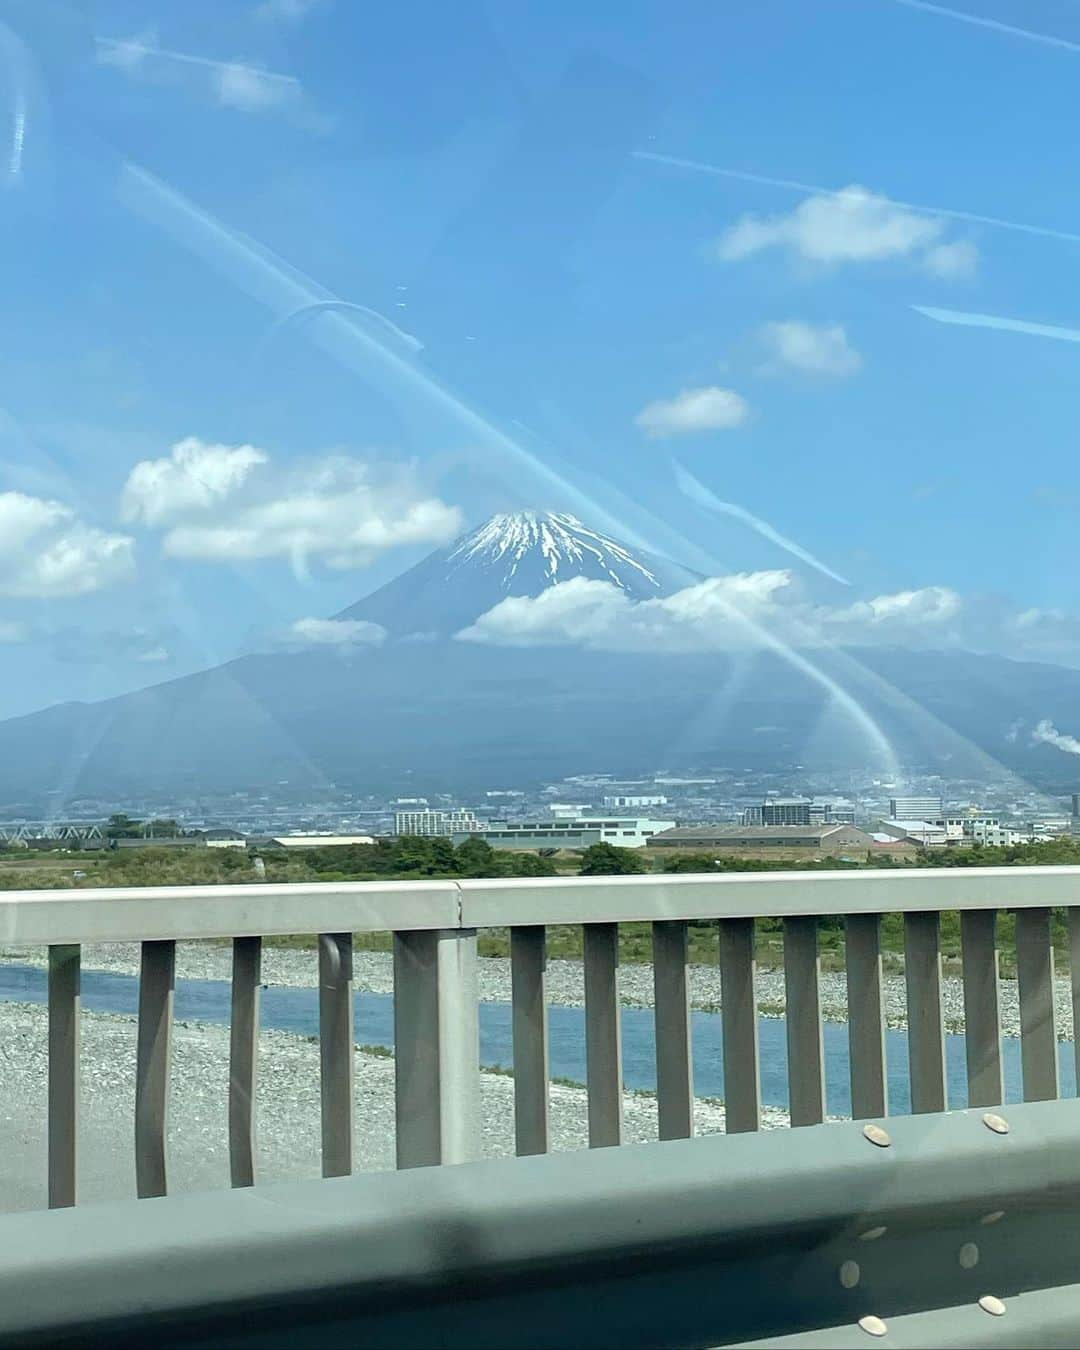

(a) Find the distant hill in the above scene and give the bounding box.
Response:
[0,512,1077,805]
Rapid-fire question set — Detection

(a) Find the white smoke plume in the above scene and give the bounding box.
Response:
[1032,718,1080,755]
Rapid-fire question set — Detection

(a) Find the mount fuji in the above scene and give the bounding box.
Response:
[1,511,1080,805]
[335,510,699,638]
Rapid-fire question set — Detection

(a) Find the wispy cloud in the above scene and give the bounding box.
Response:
[633,150,1080,247]
[95,34,302,113]
[255,0,324,20]
[286,617,387,647]
[913,305,1080,344]
[674,461,851,586]
[888,0,1080,55]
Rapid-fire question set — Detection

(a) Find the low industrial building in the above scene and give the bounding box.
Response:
[270,834,375,849]
[646,824,874,860]
[874,819,949,848]
[455,815,675,851]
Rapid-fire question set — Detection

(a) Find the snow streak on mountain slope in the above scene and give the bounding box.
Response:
[337,510,698,636]
[447,511,661,591]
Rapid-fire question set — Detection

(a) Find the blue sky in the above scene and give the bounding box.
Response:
[3,0,1080,718]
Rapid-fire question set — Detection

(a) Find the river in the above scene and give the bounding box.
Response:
[0,963,1074,1115]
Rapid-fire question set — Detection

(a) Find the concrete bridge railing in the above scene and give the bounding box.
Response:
[1,865,1078,1210]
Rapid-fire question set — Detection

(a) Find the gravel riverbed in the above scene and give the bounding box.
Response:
[0,997,789,1214]
[2,940,1074,1040]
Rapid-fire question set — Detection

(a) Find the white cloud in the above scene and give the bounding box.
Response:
[0,619,28,642]
[288,617,387,647]
[458,572,793,653]
[635,387,750,438]
[0,493,134,599]
[823,586,962,630]
[458,574,971,656]
[716,184,977,276]
[1032,718,1080,756]
[136,645,170,663]
[923,239,978,279]
[125,444,463,573]
[759,320,861,377]
[122,437,267,526]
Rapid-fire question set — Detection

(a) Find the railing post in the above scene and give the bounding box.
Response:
[652,920,694,1141]
[584,923,624,1148]
[47,944,80,1209]
[510,926,549,1156]
[319,933,355,1178]
[393,929,479,1169]
[229,936,261,1188]
[783,916,825,1126]
[1070,909,1080,1098]
[135,940,175,1199]
[845,914,888,1119]
[1015,907,1059,1102]
[960,910,1003,1107]
[904,913,946,1114]
[719,917,761,1133]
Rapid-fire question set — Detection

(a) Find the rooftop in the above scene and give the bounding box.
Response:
[649,824,862,841]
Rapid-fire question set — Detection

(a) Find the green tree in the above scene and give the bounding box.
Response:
[143,818,181,838]
[579,841,648,875]
[661,853,725,873]
[501,851,557,877]
[454,836,496,875]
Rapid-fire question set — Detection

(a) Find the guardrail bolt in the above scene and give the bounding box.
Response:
[839,1261,861,1289]
[862,1124,891,1148]
[979,1209,1005,1226]
[982,1113,1009,1135]
[978,1295,1006,1316]
[859,1225,887,1242]
[958,1242,979,1269]
[857,1314,888,1337]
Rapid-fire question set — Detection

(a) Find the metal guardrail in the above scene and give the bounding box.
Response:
[0,868,1078,1210]
[0,1099,1077,1348]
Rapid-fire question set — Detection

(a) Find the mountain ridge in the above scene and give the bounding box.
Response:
[0,510,1078,804]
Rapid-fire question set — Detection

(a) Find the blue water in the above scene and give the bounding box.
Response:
[0,964,1073,1115]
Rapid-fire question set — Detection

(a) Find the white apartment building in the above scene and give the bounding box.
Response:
[932,816,1020,847]
[394,809,485,837]
[889,796,944,821]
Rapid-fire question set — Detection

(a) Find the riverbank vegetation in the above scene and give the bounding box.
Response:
[2,834,1079,972]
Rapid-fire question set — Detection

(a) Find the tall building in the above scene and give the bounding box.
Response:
[395,809,484,837]
[742,798,812,826]
[888,796,944,821]
[1072,794,1080,819]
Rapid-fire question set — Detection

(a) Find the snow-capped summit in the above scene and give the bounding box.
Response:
[337,509,698,637]
[447,510,662,592]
